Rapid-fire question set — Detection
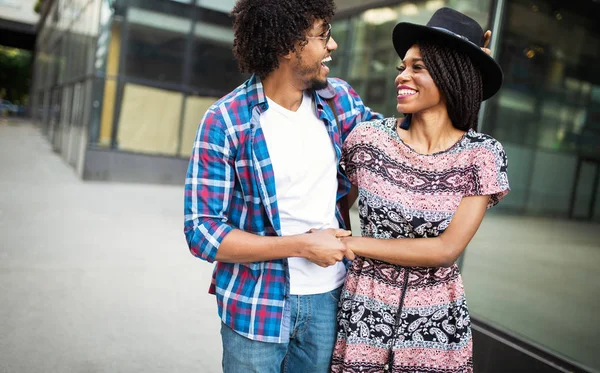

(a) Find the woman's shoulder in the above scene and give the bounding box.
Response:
[460,130,508,171]
[462,129,506,153]
[350,117,396,136]
[345,117,396,146]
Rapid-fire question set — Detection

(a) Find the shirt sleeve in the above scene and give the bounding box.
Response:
[330,78,383,142]
[183,108,235,263]
[467,138,510,209]
[340,122,363,186]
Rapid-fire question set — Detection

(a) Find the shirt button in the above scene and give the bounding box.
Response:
[384,364,389,371]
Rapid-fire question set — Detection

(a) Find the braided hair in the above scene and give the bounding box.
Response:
[230,0,335,79]
[419,41,483,131]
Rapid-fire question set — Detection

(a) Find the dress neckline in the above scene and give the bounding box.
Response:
[388,117,470,157]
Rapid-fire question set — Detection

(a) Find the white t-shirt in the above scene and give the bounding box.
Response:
[260,91,346,295]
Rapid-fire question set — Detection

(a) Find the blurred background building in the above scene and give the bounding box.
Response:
[25,0,600,371]
[0,0,38,49]
[0,0,38,115]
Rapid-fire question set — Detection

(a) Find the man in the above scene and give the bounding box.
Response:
[183,0,380,371]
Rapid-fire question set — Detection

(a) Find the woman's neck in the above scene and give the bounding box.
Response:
[399,110,466,155]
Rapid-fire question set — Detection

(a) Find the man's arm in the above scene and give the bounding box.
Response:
[215,228,353,267]
[482,30,492,55]
[184,110,352,266]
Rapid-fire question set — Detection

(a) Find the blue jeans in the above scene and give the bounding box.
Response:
[221,286,342,373]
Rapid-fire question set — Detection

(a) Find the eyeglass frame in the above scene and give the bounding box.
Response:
[307,23,332,48]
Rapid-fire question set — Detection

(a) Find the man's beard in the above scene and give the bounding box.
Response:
[295,55,328,90]
[309,77,328,90]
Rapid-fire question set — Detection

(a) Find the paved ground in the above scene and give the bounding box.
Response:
[1,120,599,372]
[0,122,221,373]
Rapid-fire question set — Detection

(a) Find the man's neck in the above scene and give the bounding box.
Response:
[262,69,306,112]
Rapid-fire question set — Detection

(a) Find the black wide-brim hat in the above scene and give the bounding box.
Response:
[392,7,503,100]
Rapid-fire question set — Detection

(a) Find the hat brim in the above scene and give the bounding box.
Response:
[392,22,503,100]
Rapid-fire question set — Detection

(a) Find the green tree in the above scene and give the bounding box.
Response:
[34,0,43,14]
[0,47,32,105]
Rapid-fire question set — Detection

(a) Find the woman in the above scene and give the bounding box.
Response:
[331,8,510,373]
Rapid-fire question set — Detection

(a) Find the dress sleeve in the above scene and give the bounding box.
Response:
[468,138,510,208]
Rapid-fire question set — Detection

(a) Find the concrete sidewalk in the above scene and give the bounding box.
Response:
[0,122,222,373]
[1,121,599,372]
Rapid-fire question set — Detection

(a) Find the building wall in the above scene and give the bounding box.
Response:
[32,0,102,175]
[0,0,39,25]
[87,0,246,160]
[31,0,247,180]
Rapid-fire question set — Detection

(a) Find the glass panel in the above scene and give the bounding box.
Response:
[95,0,115,75]
[595,174,600,222]
[526,150,577,215]
[89,77,107,146]
[196,0,236,13]
[59,85,73,158]
[124,7,191,84]
[179,95,219,158]
[571,161,599,218]
[190,17,247,94]
[116,83,183,155]
[328,19,349,78]
[469,0,600,370]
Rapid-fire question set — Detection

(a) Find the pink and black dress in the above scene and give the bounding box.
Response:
[331,117,510,373]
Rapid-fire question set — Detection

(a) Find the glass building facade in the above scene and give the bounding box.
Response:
[31,0,246,177]
[31,0,599,371]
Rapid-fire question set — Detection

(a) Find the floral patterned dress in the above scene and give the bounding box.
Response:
[331,118,510,373]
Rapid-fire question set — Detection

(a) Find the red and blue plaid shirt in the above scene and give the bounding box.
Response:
[184,75,381,343]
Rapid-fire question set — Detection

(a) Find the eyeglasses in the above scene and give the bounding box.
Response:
[307,23,332,48]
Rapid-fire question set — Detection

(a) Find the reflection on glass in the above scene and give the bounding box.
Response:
[125,7,190,84]
[190,20,245,93]
[470,0,600,370]
[197,0,237,13]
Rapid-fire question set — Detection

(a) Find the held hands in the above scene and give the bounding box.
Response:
[304,228,354,267]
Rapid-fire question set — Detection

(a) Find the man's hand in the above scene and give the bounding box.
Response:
[482,30,492,55]
[303,228,354,267]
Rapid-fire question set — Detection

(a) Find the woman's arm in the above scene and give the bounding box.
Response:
[339,185,359,230]
[342,195,489,267]
[346,185,359,207]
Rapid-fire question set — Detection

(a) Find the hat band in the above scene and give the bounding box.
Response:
[431,27,478,48]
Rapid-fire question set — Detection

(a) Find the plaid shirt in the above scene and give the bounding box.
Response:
[184,75,381,343]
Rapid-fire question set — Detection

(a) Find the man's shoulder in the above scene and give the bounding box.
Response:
[323,77,354,96]
[316,77,363,106]
[204,78,256,127]
[328,77,353,89]
[207,81,249,115]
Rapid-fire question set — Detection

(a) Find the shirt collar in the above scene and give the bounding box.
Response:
[245,75,336,109]
[245,75,268,110]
